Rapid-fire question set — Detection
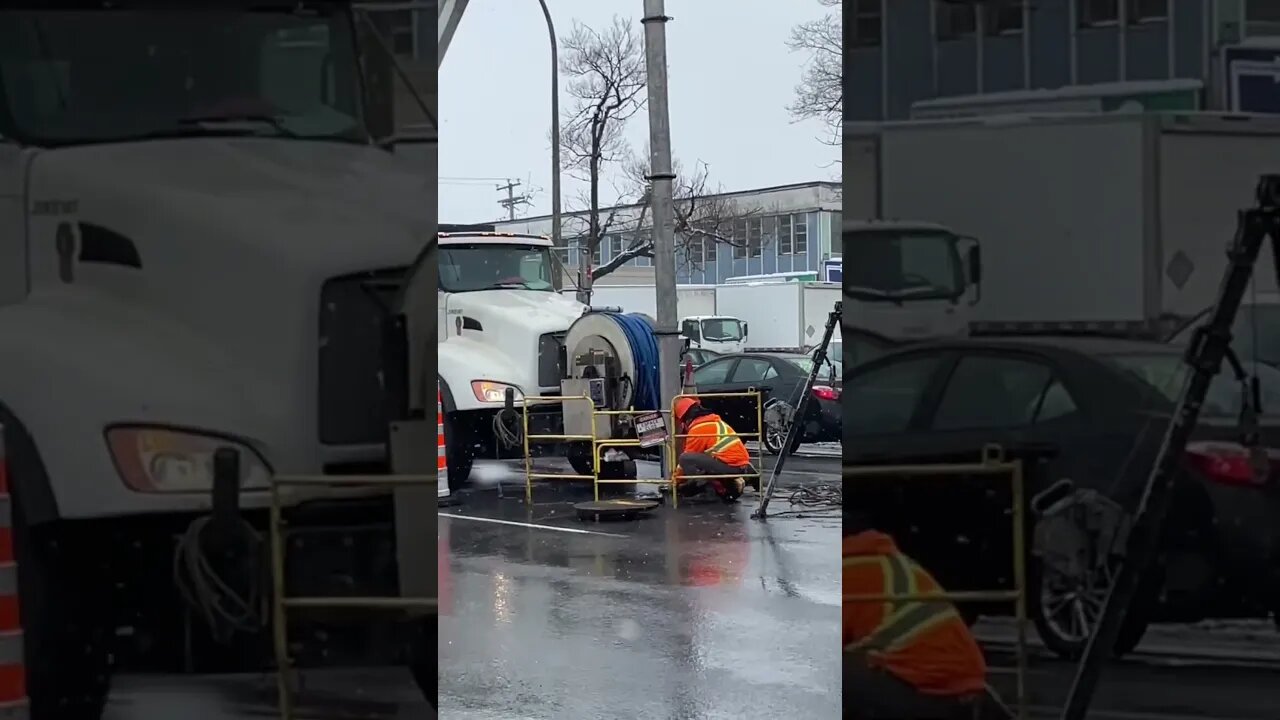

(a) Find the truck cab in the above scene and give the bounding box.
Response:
[842,219,980,343]
[680,314,747,354]
[0,2,433,713]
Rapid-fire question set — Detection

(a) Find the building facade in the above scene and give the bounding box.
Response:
[846,0,1280,120]
[490,182,842,286]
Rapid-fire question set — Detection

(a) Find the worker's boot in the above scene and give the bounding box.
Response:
[713,478,745,503]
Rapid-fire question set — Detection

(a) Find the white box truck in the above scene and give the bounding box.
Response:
[716,281,841,351]
[856,112,1280,332]
[576,284,747,354]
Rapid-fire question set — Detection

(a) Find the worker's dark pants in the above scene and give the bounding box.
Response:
[844,656,974,720]
[677,452,748,499]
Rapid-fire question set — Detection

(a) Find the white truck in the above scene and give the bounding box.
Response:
[440,232,682,490]
[716,281,842,352]
[843,122,984,359]
[0,2,433,715]
[853,112,1280,333]
[585,284,747,354]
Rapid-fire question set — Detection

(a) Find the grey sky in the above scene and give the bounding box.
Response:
[438,0,838,225]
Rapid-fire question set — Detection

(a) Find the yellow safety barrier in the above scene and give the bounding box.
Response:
[842,444,1028,720]
[268,474,436,720]
[669,391,764,508]
[520,394,596,504]
[520,396,680,503]
[594,408,679,501]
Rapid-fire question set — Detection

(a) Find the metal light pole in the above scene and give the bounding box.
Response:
[536,0,563,276]
[641,0,679,452]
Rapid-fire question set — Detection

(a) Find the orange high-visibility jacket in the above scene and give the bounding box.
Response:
[680,413,751,469]
[844,530,987,698]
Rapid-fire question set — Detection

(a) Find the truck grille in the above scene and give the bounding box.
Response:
[538,332,566,388]
[318,268,406,445]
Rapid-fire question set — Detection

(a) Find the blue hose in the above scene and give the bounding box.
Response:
[604,312,661,411]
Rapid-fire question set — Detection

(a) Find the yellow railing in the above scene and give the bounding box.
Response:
[268,474,436,720]
[843,445,1028,720]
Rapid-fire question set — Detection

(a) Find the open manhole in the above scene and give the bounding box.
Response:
[574,499,660,521]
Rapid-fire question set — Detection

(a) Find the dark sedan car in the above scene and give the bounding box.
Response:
[844,334,1280,659]
[692,352,841,454]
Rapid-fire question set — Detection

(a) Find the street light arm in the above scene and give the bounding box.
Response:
[537,0,563,274]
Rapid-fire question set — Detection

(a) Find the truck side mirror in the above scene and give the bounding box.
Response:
[967,244,982,285]
[683,320,700,341]
[742,322,749,337]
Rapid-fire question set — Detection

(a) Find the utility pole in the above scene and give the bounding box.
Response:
[641,0,679,458]
[496,179,531,220]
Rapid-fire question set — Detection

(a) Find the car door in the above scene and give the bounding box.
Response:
[690,356,738,419]
[914,350,1086,468]
[844,350,956,463]
[720,356,782,432]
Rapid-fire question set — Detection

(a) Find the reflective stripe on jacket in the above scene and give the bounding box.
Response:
[843,531,987,698]
[680,413,750,467]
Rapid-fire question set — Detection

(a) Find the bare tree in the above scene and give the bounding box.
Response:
[557,16,647,300]
[787,0,842,144]
[589,158,765,280]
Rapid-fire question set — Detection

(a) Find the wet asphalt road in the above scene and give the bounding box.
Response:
[437,455,842,719]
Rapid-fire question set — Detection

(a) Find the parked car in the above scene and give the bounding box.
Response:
[844,334,1280,659]
[691,352,841,454]
[1167,292,1280,368]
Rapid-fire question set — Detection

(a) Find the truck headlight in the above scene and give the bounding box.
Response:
[105,426,272,493]
[471,380,523,403]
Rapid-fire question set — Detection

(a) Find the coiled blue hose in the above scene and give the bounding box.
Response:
[603,312,661,411]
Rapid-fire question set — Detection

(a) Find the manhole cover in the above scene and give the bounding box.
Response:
[1166,251,1194,290]
[574,499,660,521]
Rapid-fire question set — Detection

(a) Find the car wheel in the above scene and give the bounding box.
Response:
[762,420,796,455]
[1030,557,1150,660]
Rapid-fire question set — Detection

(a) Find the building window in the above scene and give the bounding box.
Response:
[748,218,763,258]
[704,234,717,264]
[936,2,976,39]
[794,216,808,255]
[1248,0,1280,23]
[732,220,749,259]
[985,1,1025,35]
[1078,0,1167,27]
[937,1,1022,39]
[633,229,652,267]
[850,0,882,48]
[778,215,794,254]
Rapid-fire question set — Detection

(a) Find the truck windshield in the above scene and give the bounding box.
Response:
[701,318,743,341]
[439,243,557,293]
[0,4,366,147]
[843,229,964,301]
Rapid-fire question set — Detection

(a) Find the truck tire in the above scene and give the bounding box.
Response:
[4,423,114,719]
[443,410,472,491]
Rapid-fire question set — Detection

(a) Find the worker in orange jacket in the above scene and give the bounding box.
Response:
[672,397,753,501]
[844,511,991,719]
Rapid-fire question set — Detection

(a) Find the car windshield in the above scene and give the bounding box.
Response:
[701,318,742,341]
[843,229,964,301]
[0,4,366,147]
[1168,303,1280,369]
[439,243,556,293]
[1109,353,1280,417]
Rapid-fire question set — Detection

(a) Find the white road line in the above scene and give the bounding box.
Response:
[1025,706,1260,720]
[439,513,627,537]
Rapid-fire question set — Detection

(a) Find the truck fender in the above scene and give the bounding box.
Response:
[0,403,60,525]
[438,337,530,412]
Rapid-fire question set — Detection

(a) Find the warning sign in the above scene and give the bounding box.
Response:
[635,412,668,448]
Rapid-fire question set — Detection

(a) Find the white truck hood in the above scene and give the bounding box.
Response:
[21,138,434,470]
[441,289,586,395]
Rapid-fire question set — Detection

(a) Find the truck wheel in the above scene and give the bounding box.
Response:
[443,410,472,491]
[12,502,113,712]
[4,435,114,719]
